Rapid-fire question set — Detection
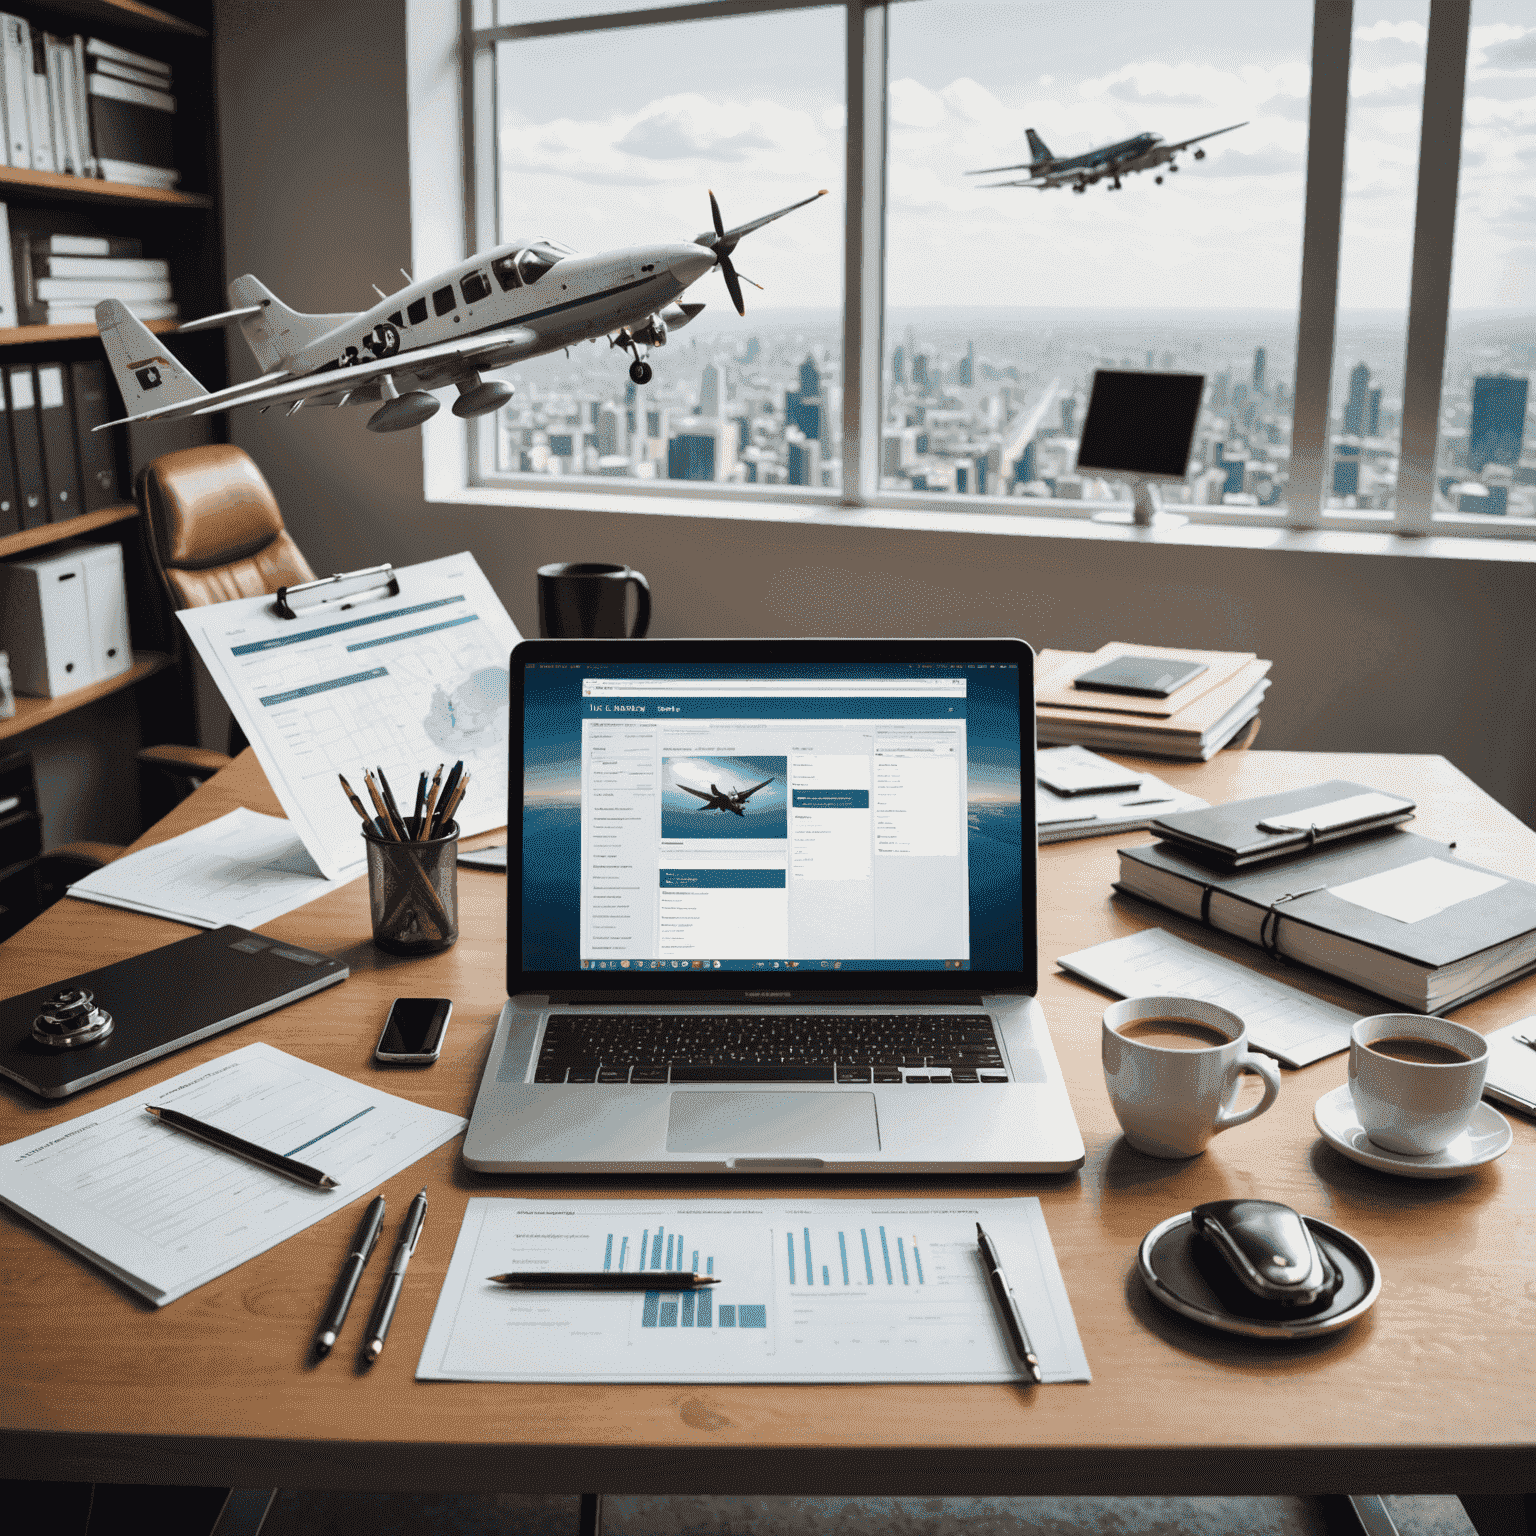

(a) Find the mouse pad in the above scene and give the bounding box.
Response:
[0,925,347,1099]
[666,1091,880,1153]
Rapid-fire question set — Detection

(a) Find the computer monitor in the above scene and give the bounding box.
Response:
[1075,369,1205,527]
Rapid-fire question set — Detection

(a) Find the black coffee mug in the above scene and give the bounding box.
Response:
[537,562,651,638]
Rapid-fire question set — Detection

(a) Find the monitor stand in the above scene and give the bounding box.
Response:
[1091,480,1189,529]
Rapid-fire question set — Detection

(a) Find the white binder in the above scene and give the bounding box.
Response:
[72,540,133,683]
[0,547,93,696]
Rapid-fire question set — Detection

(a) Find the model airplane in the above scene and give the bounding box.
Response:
[93,189,827,435]
[968,123,1245,194]
[678,778,775,817]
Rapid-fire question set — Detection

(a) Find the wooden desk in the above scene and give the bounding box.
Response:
[2,749,1533,1498]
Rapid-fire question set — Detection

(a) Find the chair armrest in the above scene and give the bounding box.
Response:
[136,744,234,777]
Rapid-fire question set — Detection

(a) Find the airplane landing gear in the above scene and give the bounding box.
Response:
[1169,161,1180,172]
[1072,181,1086,194]
[1194,148,1206,160]
[1155,175,1164,184]
[1110,177,1122,190]
[629,359,653,385]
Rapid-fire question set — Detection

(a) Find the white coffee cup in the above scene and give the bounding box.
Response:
[1102,995,1281,1159]
[1348,1013,1488,1156]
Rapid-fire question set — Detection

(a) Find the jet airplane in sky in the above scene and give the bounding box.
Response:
[94,189,826,434]
[679,778,776,817]
[968,122,1246,194]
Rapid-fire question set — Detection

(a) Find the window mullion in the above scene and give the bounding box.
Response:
[1395,0,1471,536]
[842,0,887,506]
[1287,0,1353,530]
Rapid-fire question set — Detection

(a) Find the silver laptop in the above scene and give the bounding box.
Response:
[464,638,1084,1174]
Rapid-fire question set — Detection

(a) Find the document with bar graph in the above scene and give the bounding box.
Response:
[416,1197,1090,1382]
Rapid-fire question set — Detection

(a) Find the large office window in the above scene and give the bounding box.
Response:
[458,1,1533,538]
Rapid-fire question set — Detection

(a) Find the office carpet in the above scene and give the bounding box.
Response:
[258,1491,1478,1536]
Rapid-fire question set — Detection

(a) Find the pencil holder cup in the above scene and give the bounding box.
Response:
[363,822,459,955]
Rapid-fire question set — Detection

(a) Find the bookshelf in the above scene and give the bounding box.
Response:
[0,0,219,878]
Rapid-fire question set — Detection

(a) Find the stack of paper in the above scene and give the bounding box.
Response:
[1037,644,1271,760]
[0,1043,466,1305]
[66,808,359,929]
[1036,747,1207,844]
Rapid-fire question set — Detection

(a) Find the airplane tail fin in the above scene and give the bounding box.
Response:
[1025,128,1054,165]
[226,275,357,371]
[96,299,208,416]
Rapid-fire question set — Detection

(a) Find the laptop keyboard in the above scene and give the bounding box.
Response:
[533,1014,1009,1084]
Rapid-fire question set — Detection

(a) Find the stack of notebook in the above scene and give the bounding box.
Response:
[1114,783,1536,1014]
[1036,643,1271,760]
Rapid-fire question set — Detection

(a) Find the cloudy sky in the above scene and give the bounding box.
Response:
[494,1,1534,314]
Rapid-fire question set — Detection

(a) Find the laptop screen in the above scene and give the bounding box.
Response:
[511,640,1034,994]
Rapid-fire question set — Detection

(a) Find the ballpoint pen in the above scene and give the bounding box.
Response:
[430,761,464,838]
[144,1105,339,1190]
[437,772,470,833]
[976,1222,1043,1385]
[361,769,396,839]
[314,1195,386,1357]
[411,771,427,836]
[487,1271,721,1291]
[363,1188,427,1362]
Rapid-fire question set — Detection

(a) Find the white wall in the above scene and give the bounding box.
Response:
[214,0,1536,825]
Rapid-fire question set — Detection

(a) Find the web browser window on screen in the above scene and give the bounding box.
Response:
[520,663,1024,975]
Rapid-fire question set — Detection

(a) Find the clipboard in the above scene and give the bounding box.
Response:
[273,563,399,619]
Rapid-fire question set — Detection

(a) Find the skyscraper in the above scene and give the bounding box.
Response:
[913,353,929,391]
[698,363,720,419]
[958,342,974,389]
[1469,374,1529,472]
[1343,362,1371,436]
[1367,387,1381,439]
[1060,397,1075,436]
[743,336,760,365]
[1253,347,1266,393]
[892,345,905,386]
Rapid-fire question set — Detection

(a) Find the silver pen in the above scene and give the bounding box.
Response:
[362,1188,427,1363]
[976,1222,1043,1384]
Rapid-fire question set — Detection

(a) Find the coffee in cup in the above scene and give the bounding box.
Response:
[1102,996,1281,1159]
[1349,1014,1487,1155]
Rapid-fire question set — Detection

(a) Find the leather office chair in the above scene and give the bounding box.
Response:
[136,444,317,819]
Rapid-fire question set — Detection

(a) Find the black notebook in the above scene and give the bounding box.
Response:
[1150,780,1416,867]
[1116,830,1536,1014]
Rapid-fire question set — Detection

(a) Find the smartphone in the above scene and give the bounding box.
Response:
[375,998,452,1063]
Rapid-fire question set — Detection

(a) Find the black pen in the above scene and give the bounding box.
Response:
[376,766,406,835]
[314,1195,386,1357]
[430,760,464,837]
[144,1105,338,1190]
[486,1271,721,1291]
[411,771,427,836]
[977,1222,1043,1384]
[363,1188,427,1363]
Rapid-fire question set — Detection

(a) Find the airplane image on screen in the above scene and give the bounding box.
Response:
[93,189,826,435]
[967,122,1246,194]
[679,778,776,817]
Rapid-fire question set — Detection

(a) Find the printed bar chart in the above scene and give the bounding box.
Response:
[784,1225,925,1286]
[629,1223,764,1332]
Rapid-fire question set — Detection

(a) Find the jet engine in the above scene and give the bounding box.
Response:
[367,391,440,432]
[452,377,516,418]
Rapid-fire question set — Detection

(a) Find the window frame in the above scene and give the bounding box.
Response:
[436,0,1524,540]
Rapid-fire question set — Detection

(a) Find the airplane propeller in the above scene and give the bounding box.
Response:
[695,187,828,316]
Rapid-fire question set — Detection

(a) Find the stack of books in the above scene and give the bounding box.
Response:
[0,18,177,188]
[1035,643,1271,760]
[9,229,173,325]
[1114,782,1536,1014]
[0,358,121,534]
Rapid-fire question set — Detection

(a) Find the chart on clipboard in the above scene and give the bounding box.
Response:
[178,553,522,880]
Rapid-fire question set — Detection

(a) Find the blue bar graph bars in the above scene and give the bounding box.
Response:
[719,1305,736,1327]
[838,1232,849,1286]
[619,1230,763,1331]
[603,1235,613,1272]
[787,1231,796,1285]
[659,1300,678,1327]
[897,1238,909,1285]
[782,1226,924,1287]
[879,1226,893,1284]
[738,1305,767,1328]
[804,1228,813,1286]
[860,1228,874,1283]
[912,1239,924,1284]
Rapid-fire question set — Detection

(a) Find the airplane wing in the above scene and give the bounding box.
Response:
[1162,120,1247,154]
[740,778,774,800]
[964,160,1038,177]
[707,189,828,247]
[97,326,543,428]
[678,785,712,801]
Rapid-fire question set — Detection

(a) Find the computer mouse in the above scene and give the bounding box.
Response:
[1190,1199,1339,1308]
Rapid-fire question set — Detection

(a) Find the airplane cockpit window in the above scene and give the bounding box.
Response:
[461,270,492,304]
[492,254,522,291]
[407,296,428,325]
[432,284,456,316]
[516,244,564,285]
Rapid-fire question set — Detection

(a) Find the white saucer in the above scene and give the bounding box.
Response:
[1313,1084,1513,1178]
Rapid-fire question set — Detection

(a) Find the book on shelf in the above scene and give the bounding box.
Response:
[1035,647,1272,760]
[5,364,45,529]
[9,231,175,324]
[31,254,168,282]
[1115,828,1536,1015]
[35,276,172,302]
[0,18,177,186]
[0,203,13,327]
[41,299,178,325]
[68,360,122,512]
[35,362,82,520]
[35,233,145,258]
[0,376,18,534]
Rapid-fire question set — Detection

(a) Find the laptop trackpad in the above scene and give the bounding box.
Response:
[665,1092,880,1154]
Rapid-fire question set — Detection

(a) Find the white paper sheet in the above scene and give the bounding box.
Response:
[1257,790,1413,834]
[177,553,520,880]
[1058,926,1360,1067]
[65,808,362,929]
[0,1043,465,1305]
[1329,856,1506,925]
[416,1197,1091,1384]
